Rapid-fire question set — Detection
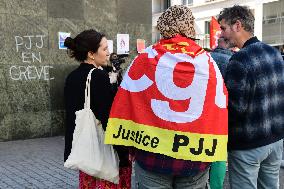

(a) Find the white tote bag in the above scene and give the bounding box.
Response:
[64,68,119,184]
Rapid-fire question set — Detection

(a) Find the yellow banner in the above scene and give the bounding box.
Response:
[105,118,227,162]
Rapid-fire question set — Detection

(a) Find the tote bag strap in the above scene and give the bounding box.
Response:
[84,68,96,109]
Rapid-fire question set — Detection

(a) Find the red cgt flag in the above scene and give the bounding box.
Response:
[105,35,228,162]
[210,16,221,49]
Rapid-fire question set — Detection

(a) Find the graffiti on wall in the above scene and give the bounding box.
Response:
[9,65,54,81]
[9,34,54,81]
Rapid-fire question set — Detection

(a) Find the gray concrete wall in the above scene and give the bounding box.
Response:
[0,0,152,141]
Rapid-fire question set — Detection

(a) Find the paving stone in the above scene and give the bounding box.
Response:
[0,136,283,189]
[0,136,78,188]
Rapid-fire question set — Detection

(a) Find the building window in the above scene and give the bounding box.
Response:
[153,0,171,14]
[263,0,284,46]
[163,0,170,10]
[182,0,193,6]
[159,0,170,12]
[205,21,210,34]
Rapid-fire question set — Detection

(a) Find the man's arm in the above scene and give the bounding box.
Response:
[224,57,252,125]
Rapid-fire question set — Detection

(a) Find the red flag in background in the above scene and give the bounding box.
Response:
[210,16,221,49]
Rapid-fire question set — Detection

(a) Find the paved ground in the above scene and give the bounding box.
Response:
[0,136,283,189]
[0,137,78,189]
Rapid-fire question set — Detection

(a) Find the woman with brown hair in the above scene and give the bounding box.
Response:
[64,29,131,189]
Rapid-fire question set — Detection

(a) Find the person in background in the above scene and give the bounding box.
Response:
[209,37,234,189]
[103,53,123,87]
[281,47,284,60]
[133,6,212,188]
[218,5,284,189]
[63,29,131,189]
[108,52,124,85]
[105,5,228,189]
